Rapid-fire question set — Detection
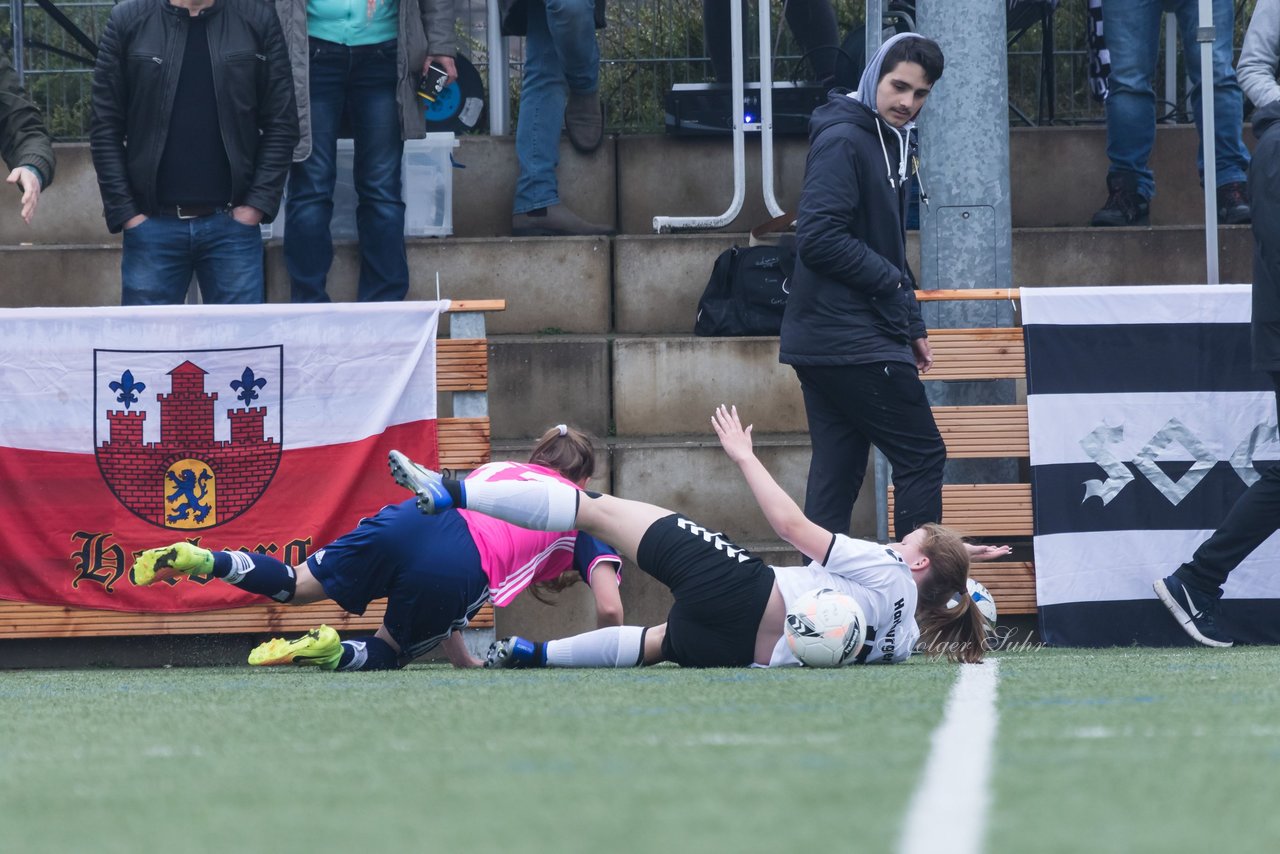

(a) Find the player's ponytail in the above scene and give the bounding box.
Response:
[526,424,598,603]
[911,524,987,663]
[527,423,597,485]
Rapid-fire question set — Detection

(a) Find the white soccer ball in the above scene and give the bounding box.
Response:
[948,577,998,628]
[784,587,867,668]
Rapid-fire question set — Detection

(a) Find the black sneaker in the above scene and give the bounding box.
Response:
[1217,181,1251,225]
[1090,172,1150,226]
[1153,574,1234,648]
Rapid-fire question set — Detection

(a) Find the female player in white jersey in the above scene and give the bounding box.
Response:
[129,425,623,671]
[389,406,1002,670]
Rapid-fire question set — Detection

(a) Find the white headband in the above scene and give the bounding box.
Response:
[556,424,568,436]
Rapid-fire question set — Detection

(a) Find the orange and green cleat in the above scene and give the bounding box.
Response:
[248,625,342,670]
[130,542,214,586]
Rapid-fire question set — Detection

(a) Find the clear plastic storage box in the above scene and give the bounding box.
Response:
[263,132,458,240]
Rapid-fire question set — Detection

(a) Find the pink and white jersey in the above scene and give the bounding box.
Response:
[458,461,620,606]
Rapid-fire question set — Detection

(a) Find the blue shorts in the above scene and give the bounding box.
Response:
[307,500,491,663]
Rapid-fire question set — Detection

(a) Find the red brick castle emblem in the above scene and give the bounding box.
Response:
[95,354,283,530]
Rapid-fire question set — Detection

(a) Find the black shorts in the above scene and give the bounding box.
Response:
[637,514,776,668]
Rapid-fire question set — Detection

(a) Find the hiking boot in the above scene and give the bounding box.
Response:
[1217,181,1251,224]
[564,89,604,153]
[388,449,453,514]
[511,204,614,237]
[485,636,539,668]
[1153,574,1234,648]
[248,625,342,669]
[1091,172,1150,226]
[130,542,214,586]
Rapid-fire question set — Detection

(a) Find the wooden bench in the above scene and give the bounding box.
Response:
[0,300,504,640]
[883,289,1036,614]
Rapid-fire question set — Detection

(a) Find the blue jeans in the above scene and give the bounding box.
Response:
[285,38,407,302]
[121,211,264,305]
[1103,0,1250,199]
[513,0,600,215]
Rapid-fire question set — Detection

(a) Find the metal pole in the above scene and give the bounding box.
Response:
[486,0,509,136]
[1198,0,1219,284]
[653,0,746,231]
[758,0,784,219]
[865,0,884,72]
[9,0,25,86]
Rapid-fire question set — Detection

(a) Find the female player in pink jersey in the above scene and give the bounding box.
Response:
[129,425,623,671]
[390,406,1003,669]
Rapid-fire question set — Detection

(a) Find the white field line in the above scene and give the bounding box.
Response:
[898,659,1001,854]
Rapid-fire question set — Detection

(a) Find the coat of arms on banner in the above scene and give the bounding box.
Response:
[94,348,284,530]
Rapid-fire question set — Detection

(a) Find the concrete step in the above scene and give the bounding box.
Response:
[1,125,1251,245]
[2,226,1249,318]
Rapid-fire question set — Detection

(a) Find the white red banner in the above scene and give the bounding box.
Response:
[0,302,444,612]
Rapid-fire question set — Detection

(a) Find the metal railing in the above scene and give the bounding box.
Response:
[2,0,1249,140]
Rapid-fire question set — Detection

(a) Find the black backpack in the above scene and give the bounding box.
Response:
[694,244,794,337]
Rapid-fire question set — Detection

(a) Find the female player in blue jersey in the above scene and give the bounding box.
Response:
[390,406,1003,670]
[129,425,623,671]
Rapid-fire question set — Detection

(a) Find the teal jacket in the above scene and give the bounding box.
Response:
[0,47,55,188]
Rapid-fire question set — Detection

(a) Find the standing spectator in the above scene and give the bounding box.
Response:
[503,0,613,236]
[1091,0,1251,227]
[90,0,298,305]
[1,46,55,226]
[778,33,946,539]
[1154,0,1280,648]
[278,0,457,302]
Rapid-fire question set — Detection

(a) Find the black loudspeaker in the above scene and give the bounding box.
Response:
[664,82,829,136]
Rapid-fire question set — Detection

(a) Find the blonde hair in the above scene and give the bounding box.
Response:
[526,424,598,603]
[911,523,987,664]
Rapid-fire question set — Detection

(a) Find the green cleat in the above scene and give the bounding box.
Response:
[130,542,214,586]
[248,625,342,670]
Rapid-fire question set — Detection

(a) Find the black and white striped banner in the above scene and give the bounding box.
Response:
[1023,286,1280,646]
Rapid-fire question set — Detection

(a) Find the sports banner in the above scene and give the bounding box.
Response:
[1023,285,1280,646]
[0,301,444,612]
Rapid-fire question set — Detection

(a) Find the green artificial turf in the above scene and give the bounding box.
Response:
[8,646,1280,854]
[989,647,1280,854]
[0,662,954,854]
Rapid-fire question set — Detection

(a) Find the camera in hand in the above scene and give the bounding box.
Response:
[418,64,448,102]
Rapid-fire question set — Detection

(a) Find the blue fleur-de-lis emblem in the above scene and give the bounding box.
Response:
[108,370,146,410]
[230,366,268,405]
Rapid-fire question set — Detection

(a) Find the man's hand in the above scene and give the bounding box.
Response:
[711,404,755,465]
[6,167,41,225]
[912,337,934,374]
[425,55,458,86]
[123,213,148,230]
[231,205,264,226]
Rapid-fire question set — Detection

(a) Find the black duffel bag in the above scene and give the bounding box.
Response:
[694,243,794,337]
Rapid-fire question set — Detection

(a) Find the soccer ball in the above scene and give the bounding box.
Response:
[784,587,867,668]
[948,577,998,628]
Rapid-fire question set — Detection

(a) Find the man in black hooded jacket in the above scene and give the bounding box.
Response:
[779,33,944,539]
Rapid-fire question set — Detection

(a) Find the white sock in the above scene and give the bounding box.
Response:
[462,477,579,532]
[545,626,646,668]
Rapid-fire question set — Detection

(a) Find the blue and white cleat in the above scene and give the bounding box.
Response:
[388,449,454,514]
[485,636,539,669]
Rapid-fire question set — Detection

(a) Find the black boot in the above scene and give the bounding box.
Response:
[1091,172,1150,227]
[1217,181,1251,225]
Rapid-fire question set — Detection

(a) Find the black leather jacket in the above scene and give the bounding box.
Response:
[90,0,298,232]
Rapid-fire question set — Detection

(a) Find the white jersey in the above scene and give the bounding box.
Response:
[768,534,919,667]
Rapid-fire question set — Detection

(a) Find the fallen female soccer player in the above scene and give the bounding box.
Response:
[390,406,1005,669]
[129,425,623,670]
